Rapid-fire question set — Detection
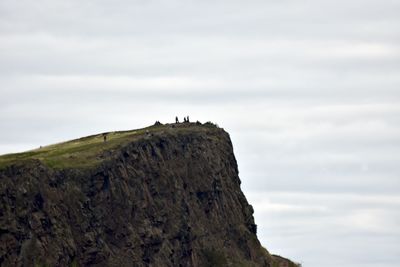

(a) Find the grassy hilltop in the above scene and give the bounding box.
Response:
[0,122,218,170]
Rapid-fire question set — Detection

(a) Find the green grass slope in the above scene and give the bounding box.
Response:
[0,122,217,170]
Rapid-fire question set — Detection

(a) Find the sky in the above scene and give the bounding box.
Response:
[1,0,400,266]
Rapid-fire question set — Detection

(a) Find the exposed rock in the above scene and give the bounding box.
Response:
[0,123,297,266]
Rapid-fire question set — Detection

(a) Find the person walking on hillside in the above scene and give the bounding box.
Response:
[175,116,179,123]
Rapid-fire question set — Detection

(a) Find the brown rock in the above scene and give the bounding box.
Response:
[0,124,298,266]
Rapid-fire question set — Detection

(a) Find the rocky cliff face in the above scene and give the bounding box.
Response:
[0,123,296,267]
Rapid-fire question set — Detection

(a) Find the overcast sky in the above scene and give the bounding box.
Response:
[1,0,400,266]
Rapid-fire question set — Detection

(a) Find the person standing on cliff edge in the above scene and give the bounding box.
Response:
[175,116,179,123]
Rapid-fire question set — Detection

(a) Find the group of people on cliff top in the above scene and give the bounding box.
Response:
[175,116,189,123]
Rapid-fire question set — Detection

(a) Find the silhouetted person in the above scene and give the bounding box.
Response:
[103,133,107,142]
[187,116,190,122]
[175,116,179,123]
[184,117,187,123]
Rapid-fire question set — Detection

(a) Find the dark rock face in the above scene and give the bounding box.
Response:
[0,127,272,266]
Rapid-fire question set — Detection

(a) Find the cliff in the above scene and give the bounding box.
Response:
[0,122,298,267]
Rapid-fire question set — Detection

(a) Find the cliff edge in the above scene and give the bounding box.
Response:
[0,122,298,266]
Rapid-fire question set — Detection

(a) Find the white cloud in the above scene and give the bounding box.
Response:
[1,0,400,266]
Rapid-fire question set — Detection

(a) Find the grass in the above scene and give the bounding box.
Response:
[202,249,228,267]
[0,122,218,170]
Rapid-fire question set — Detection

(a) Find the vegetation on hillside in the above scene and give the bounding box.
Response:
[0,122,218,170]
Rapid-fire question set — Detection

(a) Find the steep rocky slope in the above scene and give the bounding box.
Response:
[0,122,298,266]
